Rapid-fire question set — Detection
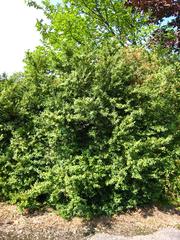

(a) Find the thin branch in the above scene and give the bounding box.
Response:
[81,0,116,36]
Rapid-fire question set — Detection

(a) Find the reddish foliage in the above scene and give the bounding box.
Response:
[127,0,180,50]
[126,0,180,21]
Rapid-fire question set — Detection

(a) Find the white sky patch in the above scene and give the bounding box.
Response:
[0,0,44,74]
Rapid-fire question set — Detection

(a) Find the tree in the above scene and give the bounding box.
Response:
[127,0,180,50]
[35,0,153,49]
[127,0,179,21]
[25,0,155,77]
[29,0,179,52]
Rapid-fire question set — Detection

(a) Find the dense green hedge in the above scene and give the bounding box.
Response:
[0,47,179,218]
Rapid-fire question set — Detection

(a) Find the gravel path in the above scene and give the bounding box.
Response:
[88,228,180,240]
[1,228,180,240]
[1,203,180,240]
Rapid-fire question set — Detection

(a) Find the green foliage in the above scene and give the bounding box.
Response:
[0,46,179,218]
[0,0,179,218]
[35,0,155,52]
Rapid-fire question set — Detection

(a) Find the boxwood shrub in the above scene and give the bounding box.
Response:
[0,47,179,218]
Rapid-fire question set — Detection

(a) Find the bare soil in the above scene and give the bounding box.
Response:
[0,202,180,240]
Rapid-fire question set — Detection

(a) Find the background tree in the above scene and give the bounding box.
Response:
[35,0,154,49]
[28,0,179,52]
[127,0,180,50]
[127,0,179,21]
[25,0,156,77]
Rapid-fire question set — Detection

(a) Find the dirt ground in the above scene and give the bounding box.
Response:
[0,202,180,240]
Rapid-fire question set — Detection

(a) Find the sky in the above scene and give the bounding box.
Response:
[0,0,44,74]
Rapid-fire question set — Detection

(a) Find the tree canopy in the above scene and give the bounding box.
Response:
[36,0,153,48]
